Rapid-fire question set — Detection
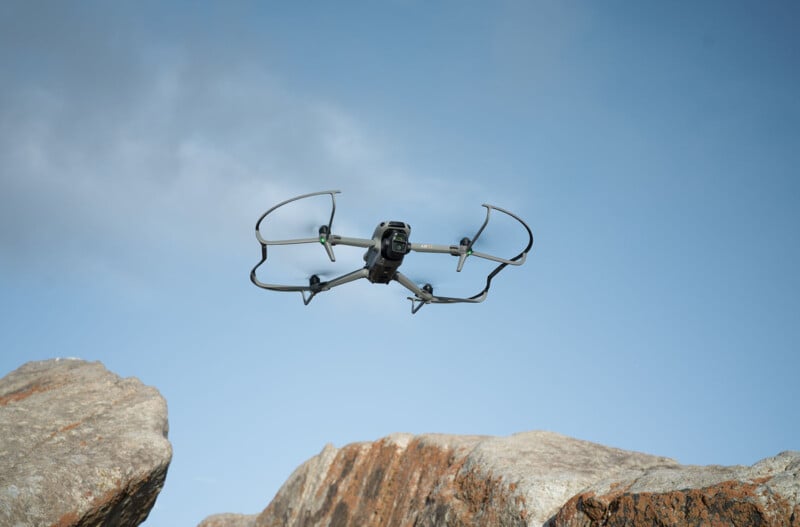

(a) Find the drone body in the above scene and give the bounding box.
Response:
[363,221,411,284]
[251,190,533,313]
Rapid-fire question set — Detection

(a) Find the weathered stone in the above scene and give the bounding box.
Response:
[0,359,172,527]
[203,431,678,527]
[549,450,800,527]
[200,431,800,527]
[197,513,258,527]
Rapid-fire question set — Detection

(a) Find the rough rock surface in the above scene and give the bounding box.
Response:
[200,431,799,527]
[199,431,674,526]
[0,359,172,527]
[198,513,258,527]
[550,450,800,527]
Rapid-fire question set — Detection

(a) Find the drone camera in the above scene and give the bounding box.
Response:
[391,232,408,255]
[383,230,409,260]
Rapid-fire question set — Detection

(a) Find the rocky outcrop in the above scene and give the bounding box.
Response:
[200,431,799,527]
[550,450,800,526]
[198,513,258,527]
[0,359,172,526]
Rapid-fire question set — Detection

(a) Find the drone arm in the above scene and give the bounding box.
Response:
[408,243,457,255]
[394,272,487,314]
[301,268,370,305]
[408,241,526,270]
[330,235,375,249]
[251,263,369,306]
[469,250,527,266]
[317,268,370,291]
[409,242,473,272]
[393,272,433,314]
[409,204,532,271]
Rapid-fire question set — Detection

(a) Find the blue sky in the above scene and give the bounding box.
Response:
[1,1,798,525]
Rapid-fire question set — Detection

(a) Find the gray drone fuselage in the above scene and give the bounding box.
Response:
[363,221,412,284]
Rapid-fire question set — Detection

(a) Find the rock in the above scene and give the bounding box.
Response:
[199,431,800,527]
[200,431,678,527]
[549,450,800,527]
[198,513,258,527]
[0,359,172,527]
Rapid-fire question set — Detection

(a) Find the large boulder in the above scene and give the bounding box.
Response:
[0,359,172,526]
[198,431,673,526]
[549,450,800,526]
[199,431,799,527]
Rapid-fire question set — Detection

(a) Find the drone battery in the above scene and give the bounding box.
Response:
[367,262,398,283]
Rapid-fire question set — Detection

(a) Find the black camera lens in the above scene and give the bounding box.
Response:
[391,233,407,253]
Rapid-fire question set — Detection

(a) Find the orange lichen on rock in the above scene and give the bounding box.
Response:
[252,433,540,527]
[258,435,477,527]
[201,432,799,527]
[0,381,57,406]
[1,359,171,527]
[551,477,799,527]
[51,511,80,527]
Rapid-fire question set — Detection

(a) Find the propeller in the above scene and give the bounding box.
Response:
[300,219,324,234]
[451,223,520,271]
[297,266,337,282]
[405,274,448,298]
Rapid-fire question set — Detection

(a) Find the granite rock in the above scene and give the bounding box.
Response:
[198,513,258,527]
[200,431,678,526]
[200,431,799,527]
[549,450,800,526]
[0,359,172,526]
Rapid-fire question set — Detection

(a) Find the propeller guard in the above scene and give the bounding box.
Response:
[250,190,533,313]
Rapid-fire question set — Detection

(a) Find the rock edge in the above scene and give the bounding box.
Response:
[0,359,172,527]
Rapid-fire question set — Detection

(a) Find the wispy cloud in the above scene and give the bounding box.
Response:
[0,3,494,312]
[0,30,411,285]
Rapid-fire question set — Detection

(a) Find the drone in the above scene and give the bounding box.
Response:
[250,190,533,314]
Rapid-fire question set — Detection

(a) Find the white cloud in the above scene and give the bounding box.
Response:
[0,51,395,280]
[0,4,490,310]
